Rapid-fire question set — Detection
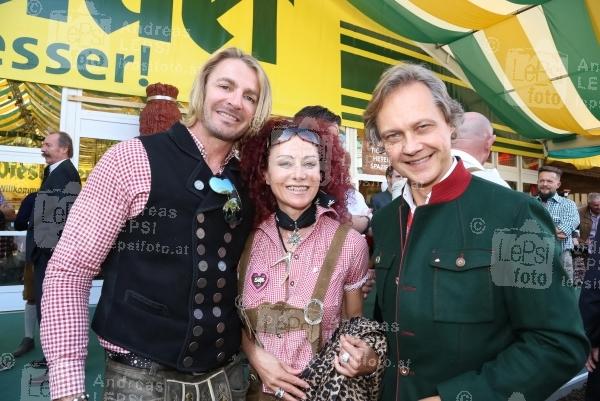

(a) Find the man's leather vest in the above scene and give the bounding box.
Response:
[92,122,253,372]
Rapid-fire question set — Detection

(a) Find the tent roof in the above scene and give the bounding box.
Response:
[349,0,600,163]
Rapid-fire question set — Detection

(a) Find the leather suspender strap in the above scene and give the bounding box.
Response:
[305,223,350,353]
[310,223,350,301]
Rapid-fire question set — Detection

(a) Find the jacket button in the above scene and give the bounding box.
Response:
[375,255,381,264]
[193,325,203,336]
[456,257,465,268]
[194,293,205,304]
[215,338,225,348]
[399,366,410,376]
[188,342,199,352]
[194,180,204,191]
[216,352,226,362]
[216,322,225,333]
[183,356,193,367]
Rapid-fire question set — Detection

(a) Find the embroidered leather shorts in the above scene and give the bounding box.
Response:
[103,352,248,401]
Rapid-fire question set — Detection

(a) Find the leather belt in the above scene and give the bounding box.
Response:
[106,350,153,369]
[106,350,236,375]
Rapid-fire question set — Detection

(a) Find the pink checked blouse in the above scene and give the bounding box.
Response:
[242,207,369,376]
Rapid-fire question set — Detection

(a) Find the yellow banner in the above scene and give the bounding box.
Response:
[0,162,43,207]
[0,0,398,118]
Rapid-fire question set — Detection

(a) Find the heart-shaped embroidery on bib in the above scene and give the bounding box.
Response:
[251,273,267,290]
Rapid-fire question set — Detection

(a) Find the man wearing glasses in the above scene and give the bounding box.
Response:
[41,48,272,401]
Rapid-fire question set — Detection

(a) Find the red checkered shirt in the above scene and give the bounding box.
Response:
[241,207,369,392]
[40,129,236,400]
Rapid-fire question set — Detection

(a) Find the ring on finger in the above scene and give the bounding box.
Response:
[340,352,351,364]
[274,387,285,399]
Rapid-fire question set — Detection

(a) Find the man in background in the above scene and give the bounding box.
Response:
[294,105,372,234]
[579,225,600,401]
[12,192,37,358]
[31,131,81,368]
[451,111,510,188]
[536,165,579,281]
[370,165,405,213]
[0,191,16,284]
[579,193,600,247]
[575,193,600,282]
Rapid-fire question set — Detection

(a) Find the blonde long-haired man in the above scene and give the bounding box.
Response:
[41,48,272,401]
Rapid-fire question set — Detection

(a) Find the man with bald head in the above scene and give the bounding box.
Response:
[451,112,510,188]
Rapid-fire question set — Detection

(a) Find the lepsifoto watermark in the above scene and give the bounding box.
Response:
[19,368,105,401]
[19,364,50,401]
[508,392,527,401]
[455,390,472,401]
[33,181,81,249]
[0,353,16,371]
[491,219,555,289]
[505,48,568,110]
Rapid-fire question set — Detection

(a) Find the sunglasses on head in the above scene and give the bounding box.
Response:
[268,127,321,148]
[208,177,243,226]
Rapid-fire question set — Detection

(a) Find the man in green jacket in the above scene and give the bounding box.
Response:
[362,63,588,401]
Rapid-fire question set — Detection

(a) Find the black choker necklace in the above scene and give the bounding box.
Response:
[275,204,317,247]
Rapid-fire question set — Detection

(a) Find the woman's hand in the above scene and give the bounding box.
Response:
[333,334,378,377]
[250,346,308,400]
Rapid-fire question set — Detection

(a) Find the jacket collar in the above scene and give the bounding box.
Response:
[536,192,562,204]
[400,157,471,213]
[429,158,472,205]
[48,158,68,173]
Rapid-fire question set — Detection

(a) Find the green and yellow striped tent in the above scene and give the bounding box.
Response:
[349,0,600,169]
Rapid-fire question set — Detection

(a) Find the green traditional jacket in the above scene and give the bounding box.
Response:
[372,163,588,401]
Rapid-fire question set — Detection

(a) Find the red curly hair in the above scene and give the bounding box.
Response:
[240,117,351,227]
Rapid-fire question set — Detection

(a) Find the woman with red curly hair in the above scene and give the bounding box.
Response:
[238,116,376,400]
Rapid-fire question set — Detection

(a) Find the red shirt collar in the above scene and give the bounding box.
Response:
[428,159,472,205]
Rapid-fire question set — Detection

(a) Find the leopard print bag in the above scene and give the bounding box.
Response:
[299,316,387,401]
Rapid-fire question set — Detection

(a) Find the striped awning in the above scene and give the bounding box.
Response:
[349,0,600,166]
[0,79,60,144]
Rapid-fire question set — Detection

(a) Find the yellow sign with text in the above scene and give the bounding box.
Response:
[0,0,396,118]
